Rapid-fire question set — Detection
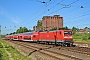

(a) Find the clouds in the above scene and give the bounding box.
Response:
[0,7,21,25]
[10,17,20,24]
[9,16,20,24]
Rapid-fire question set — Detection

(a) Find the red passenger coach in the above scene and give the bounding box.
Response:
[13,34,18,40]
[8,35,13,40]
[17,32,36,41]
[22,32,33,41]
[5,35,11,40]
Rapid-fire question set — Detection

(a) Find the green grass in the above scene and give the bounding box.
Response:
[73,33,90,42]
[0,41,9,60]
[6,46,31,60]
[0,39,32,60]
[74,39,90,42]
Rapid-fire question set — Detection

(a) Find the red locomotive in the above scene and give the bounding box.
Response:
[5,30,73,46]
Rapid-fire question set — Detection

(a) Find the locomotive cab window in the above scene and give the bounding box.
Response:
[64,32,72,35]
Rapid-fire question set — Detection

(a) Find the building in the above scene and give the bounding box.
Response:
[33,26,37,31]
[42,15,63,30]
[77,28,90,33]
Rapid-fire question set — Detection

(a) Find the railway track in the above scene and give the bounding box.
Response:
[23,41,90,56]
[6,40,83,60]
[57,47,90,56]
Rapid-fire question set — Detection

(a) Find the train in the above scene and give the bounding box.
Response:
[5,30,73,46]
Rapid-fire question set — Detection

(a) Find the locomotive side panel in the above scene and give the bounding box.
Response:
[39,32,47,41]
[56,30,64,41]
[39,32,55,42]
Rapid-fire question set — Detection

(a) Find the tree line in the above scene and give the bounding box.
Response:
[7,27,32,35]
[7,20,90,35]
[7,26,82,35]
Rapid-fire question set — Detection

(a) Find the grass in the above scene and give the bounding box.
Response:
[0,39,32,60]
[0,41,9,60]
[74,39,90,42]
[6,46,31,60]
[73,33,90,43]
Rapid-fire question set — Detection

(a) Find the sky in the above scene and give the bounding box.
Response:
[0,0,90,35]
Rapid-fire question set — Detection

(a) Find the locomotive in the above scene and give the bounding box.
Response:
[5,30,73,46]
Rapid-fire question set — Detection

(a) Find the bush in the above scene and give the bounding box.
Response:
[82,36,88,40]
[0,51,3,60]
[0,45,3,48]
[88,37,90,40]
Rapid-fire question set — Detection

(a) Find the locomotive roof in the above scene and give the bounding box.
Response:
[35,29,72,32]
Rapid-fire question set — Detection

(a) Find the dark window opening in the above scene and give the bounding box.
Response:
[60,32,61,35]
[64,32,72,35]
[33,35,36,37]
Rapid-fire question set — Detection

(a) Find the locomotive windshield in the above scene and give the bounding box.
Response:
[64,31,72,35]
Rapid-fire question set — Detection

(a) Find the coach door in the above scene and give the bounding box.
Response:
[18,34,23,40]
[32,34,39,41]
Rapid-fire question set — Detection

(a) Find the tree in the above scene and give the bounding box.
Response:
[16,27,23,33]
[84,27,88,29]
[72,27,78,34]
[23,27,29,32]
[37,20,42,30]
[63,26,70,30]
[49,27,57,31]
[15,27,29,34]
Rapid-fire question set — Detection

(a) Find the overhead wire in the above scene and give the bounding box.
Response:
[20,0,56,28]
[2,0,53,34]
[47,0,90,28]
[64,2,90,26]
[22,0,80,30]
[4,0,90,33]
[56,0,89,28]
[64,1,90,21]
[19,0,53,28]
[2,0,86,34]
[48,0,79,15]
[22,0,65,27]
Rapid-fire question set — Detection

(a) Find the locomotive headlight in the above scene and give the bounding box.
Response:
[64,36,72,38]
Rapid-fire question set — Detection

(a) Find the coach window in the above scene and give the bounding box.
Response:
[20,36,22,38]
[18,36,22,38]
